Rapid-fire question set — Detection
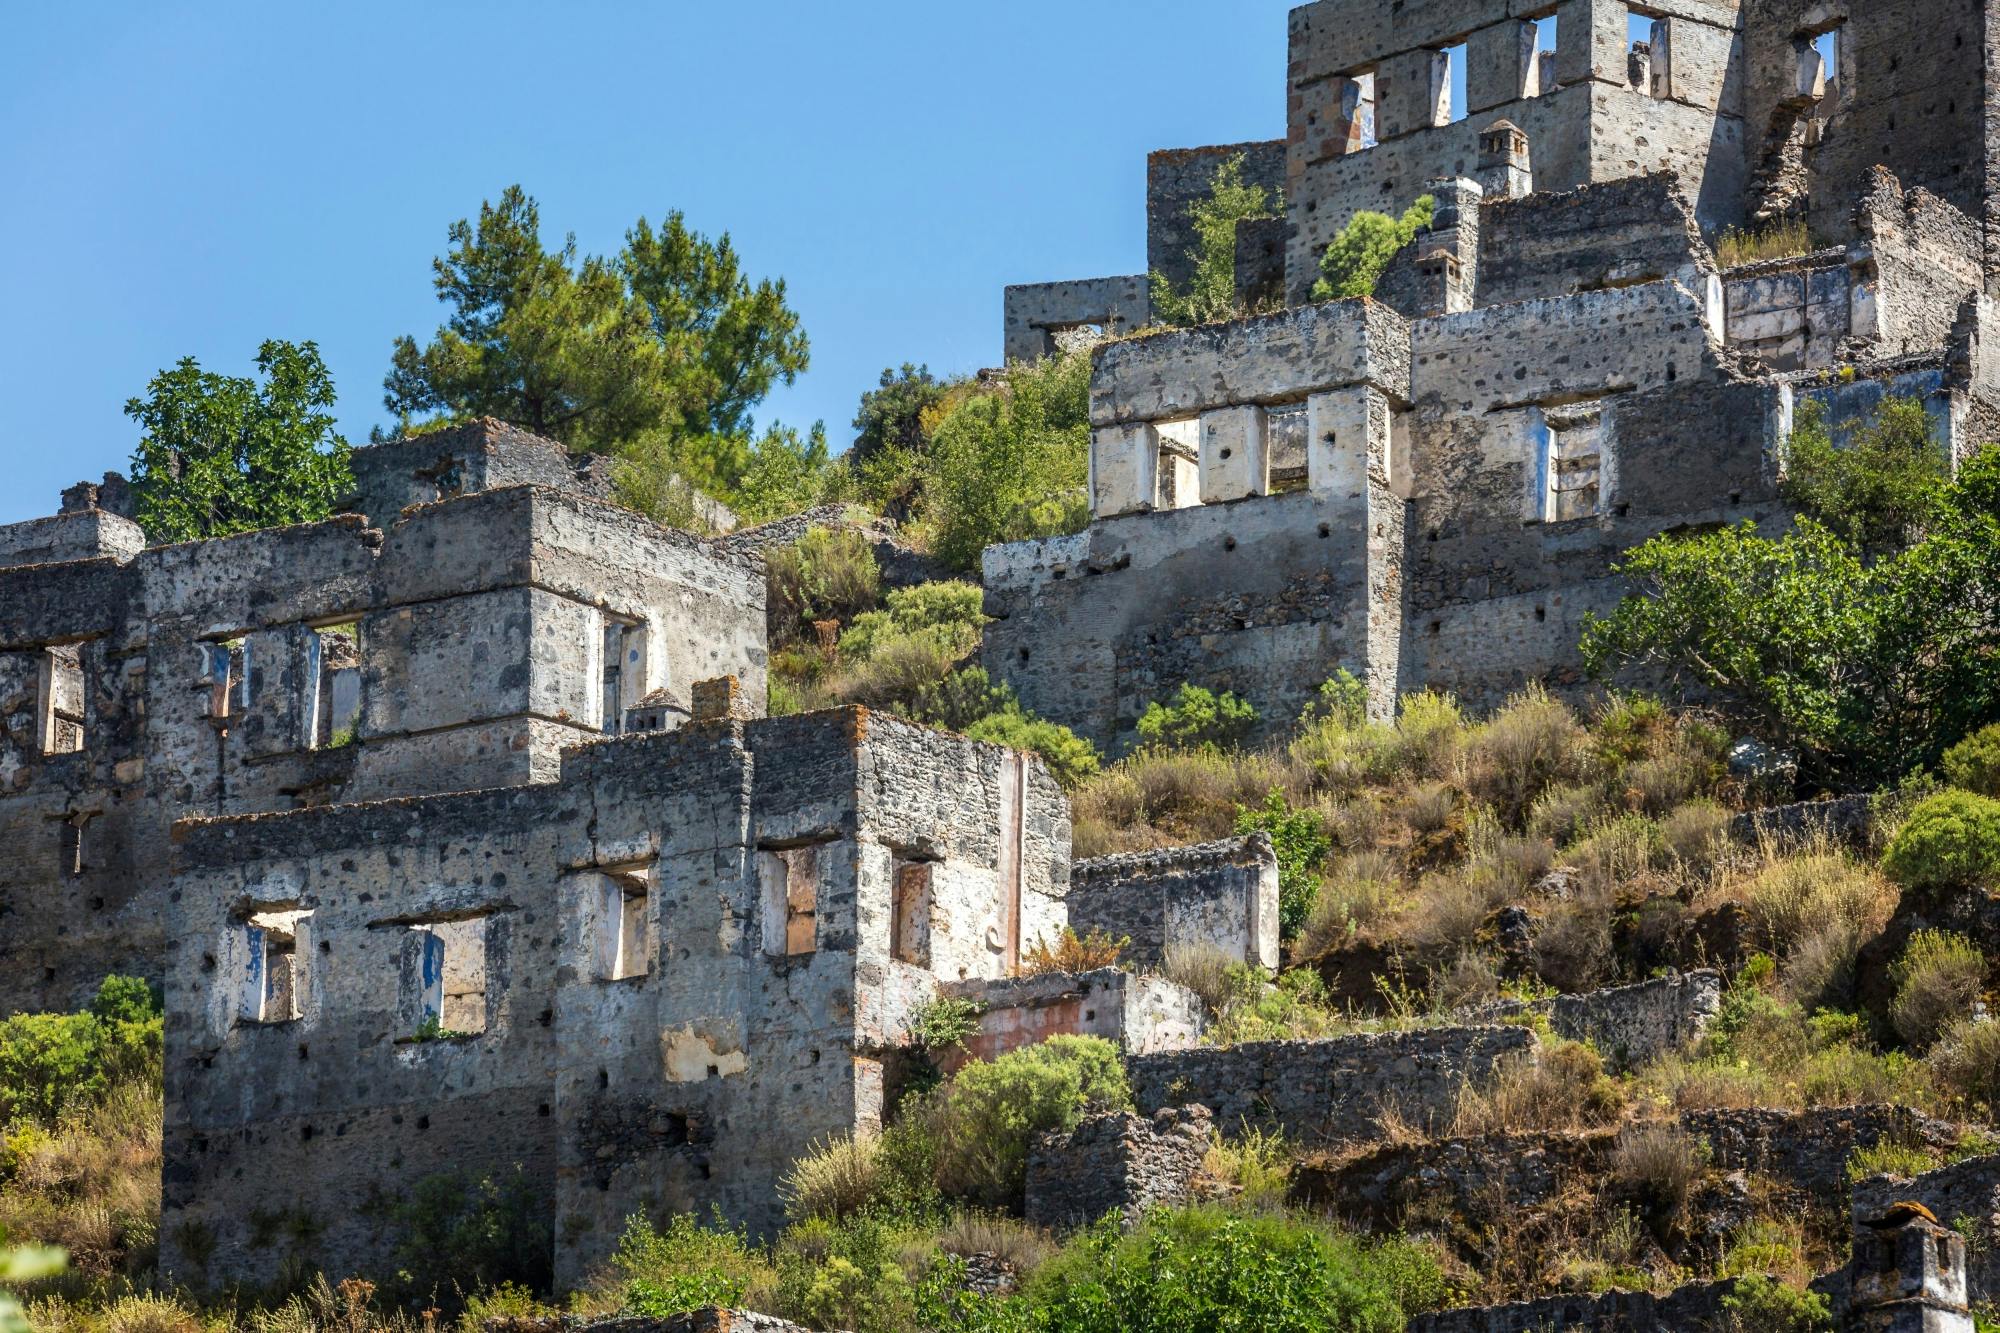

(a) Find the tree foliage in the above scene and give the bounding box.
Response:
[1582,444,2000,784]
[1150,156,1279,327]
[853,364,950,463]
[1312,197,1436,302]
[384,185,808,500]
[1781,396,1949,551]
[126,340,352,543]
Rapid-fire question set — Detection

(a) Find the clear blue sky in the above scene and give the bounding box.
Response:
[0,2,1290,525]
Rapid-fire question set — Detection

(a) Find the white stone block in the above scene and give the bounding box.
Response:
[1090,423,1159,519]
[1307,387,1386,497]
[1198,407,1269,504]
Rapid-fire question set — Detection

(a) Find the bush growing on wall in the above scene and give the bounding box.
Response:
[1150,155,1281,327]
[1312,197,1436,302]
[929,1035,1130,1211]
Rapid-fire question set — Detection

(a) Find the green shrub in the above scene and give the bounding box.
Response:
[912,666,1018,733]
[386,1167,552,1306]
[1002,1206,1448,1333]
[774,1215,924,1333]
[964,711,1103,791]
[1234,790,1333,939]
[839,581,988,663]
[0,976,161,1127]
[1136,684,1259,754]
[782,1134,886,1223]
[1300,671,1370,731]
[931,1036,1131,1210]
[1313,196,1437,302]
[1890,930,1987,1050]
[1944,724,2000,798]
[1150,155,1279,327]
[767,527,883,649]
[1718,1274,1834,1333]
[1883,790,2000,890]
[613,1212,773,1318]
[1847,1139,1942,1182]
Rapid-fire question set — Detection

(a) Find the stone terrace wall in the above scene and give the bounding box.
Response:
[1470,970,1722,1072]
[1069,833,1280,971]
[1025,1105,1211,1231]
[1686,1104,1961,1210]
[1130,1025,1536,1148]
[1405,1280,1741,1333]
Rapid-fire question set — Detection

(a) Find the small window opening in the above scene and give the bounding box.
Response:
[39,646,85,755]
[600,615,647,735]
[596,862,655,981]
[1531,14,1559,95]
[760,845,824,957]
[241,909,312,1025]
[1798,26,1843,108]
[1441,43,1468,124]
[407,917,489,1036]
[57,817,85,879]
[1334,70,1379,153]
[196,641,234,719]
[891,858,934,968]
[309,622,363,749]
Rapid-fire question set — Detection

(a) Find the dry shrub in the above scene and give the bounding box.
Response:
[1121,749,1281,842]
[1621,745,1715,818]
[1889,930,1987,1050]
[1780,921,1868,1011]
[1403,871,1502,958]
[1451,1042,1626,1137]
[1290,719,1399,796]
[1465,686,1589,827]
[780,1132,884,1221]
[29,1293,208,1333]
[1403,783,1460,837]
[1298,851,1403,958]
[1021,927,1127,976]
[1325,792,1389,851]
[1609,1123,1705,1219]
[1431,949,1501,1011]
[1392,691,1465,781]
[1735,838,1897,958]
[1161,942,1239,1015]
[1569,814,1664,892]
[0,1079,162,1285]
[1929,1019,2000,1116]
[1528,783,1606,848]
[1200,1126,1293,1210]
[935,1211,1057,1272]
[1467,827,1556,900]
[1533,886,1620,993]
[1638,1054,1778,1112]
[823,633,960,711]
[1661,801,1732,875]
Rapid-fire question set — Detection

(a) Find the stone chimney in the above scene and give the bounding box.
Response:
[1848,1206,1974,1333]
[1477,120,1533,201]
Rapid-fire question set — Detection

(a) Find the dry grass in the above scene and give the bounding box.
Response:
[1161,942,1240,1014]
[1,1079,162,1288]
[1296,850,1404,958]
[1726,835,1897,957]
[934,1211,1057,1272]
[1716,218,1813,268]
[779,1132,883,1221]
[1608,1123,1704,1219]
[1464,686,1590,828]
[1451,1043,1626,1138]
[1527,783,1606,848]
[1200,1127,1293,1211]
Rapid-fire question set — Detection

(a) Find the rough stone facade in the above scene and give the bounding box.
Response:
[1404,1281,1742,1333]
[1023,1104,1212,1232]
[1068,833,1280,972]
[1,468,767,1018]
[1685,1104,1963,1209]
[159,710,1074,1290]
[1129,1024,1537,1147]
[940,968,1204,1070]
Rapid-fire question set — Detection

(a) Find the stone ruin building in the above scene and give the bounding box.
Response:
[8,0,2000,1318]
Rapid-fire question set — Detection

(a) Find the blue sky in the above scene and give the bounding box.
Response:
[0,2,1289,525]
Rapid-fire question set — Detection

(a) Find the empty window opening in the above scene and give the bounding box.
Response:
[308,622,363,750]
[241,909,312,1025]
[1332,70,1379,154]
[39,646,84,755]
[759,844,824,957]
[195,641,236,719]
[599,616,647,735]
[1798,25,1843,108]
[891,858,934,968]
[407,917,489,1036]
[595,862,655,981]
[1531,410,1608,523]
[1441,43,1468,124]
[57,816,86,879]
[1533,14,1559,96]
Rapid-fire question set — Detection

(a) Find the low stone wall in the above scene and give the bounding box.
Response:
[1468,971,1722,1072]
[1851,1154,2000,1308]
[941,969,1203,1071]
[1684,1105,1961,1209]
[1728,795,1874,849]
[482,1312,822,1333]
[1404,1280,1740,1333]
[1069,833,1280,971]
[1129,1025,1537,1147]
[1295,1129,1613,1226]
[1025,1105,1212,1231]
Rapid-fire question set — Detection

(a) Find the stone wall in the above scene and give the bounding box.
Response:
[0,509,145,569]
[1405,1281,1741,1333]
[1852,1154,2000,1308]
[1024,1105,1211,1231]
[1069,834,1280,971]
[1148,142,1286,298]
[1469,970,1722,1072]
[941,968,1203,1070]
[159,710,1073,1291]
[1003,277,1151,365]
[0,475,767,1018]
[1685,1104,1961,1209]
[1478,173,1715,308]
[1129,1025,1536,1147]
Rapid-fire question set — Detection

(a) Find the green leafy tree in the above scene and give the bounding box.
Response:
[1781,395,1949,550]
[126,341,352,543]
[1137,683,1260,753]
[1312,196,1437,302]
[853,364,950,461]
[733,422,850,523]
[1236,790,1334,938]
[1151,155,1280,327]
[384,186,807,497]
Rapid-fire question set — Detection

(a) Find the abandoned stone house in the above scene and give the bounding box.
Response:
[993,0,2000,747]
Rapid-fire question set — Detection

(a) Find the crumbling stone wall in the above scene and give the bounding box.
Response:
[1469,970,1722,1072]
[1686,1104,1961,1210]
[1405,1280,1740,1333]
[941,968,1203,1070]
[1068,833,1280,971]
[159,710,1073,1291]
[1024,1105,1211,1231]
[1003,277,1151,365]
[1852,1154,2000,1308]
[0,475,767,1016]
[1148,142,1287,298]
[1129,1025,1536,1147]
[1477,173,1716,307]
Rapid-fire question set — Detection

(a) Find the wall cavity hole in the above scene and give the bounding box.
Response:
[598,1069,609,1089]
[416,1115,430,1130]
[1535,607,1547,623]
[1318,524,1332,538]
[539,1103,551,1117]
[1224,536,1238,552]
[1018,647,1031,663]
[300,1125,313,1141]
[1220,448,1234,460]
